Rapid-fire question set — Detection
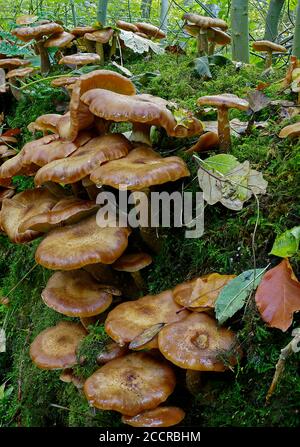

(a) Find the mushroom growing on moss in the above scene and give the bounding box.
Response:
[112,252,152,291]
[122,406,185,427]
[197,94,249,151]
[252,40,287,69]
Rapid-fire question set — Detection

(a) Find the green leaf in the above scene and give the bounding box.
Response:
[203,154,239,174]
[270,226,300,258]
[193,56,212,79]
[208,55,233,67]
[215,268,267,324]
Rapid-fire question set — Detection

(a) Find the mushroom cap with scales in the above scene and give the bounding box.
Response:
[83,352,176,415]
[30,321,86,369]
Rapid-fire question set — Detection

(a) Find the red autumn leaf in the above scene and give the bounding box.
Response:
[255,259,300,332]
[256,82,270,91]
[2,128,21,137]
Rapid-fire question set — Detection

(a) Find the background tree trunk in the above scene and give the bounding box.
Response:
[293,0,300,58]
[141,0,152,19]
[160,0,169,36]
[97,0,109,26]
[69,0,77,27]
[264,0,285,41]
[231,0,250,63]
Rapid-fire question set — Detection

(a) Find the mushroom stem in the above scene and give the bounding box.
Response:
[96,42,105,65]
[208,41,216,56]
[84,38,95,53]
[197,29,208,56]
[185,370,202,396]
[85,184,99,201]
[131,271,146,291]
[8,77,22,101]
[265,50,273,68]
[130,123,152,146]
[36,39,51,75]
[217,106,231,151]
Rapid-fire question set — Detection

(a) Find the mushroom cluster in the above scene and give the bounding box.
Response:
[0,131,18,205]
[117,20,166,41]
[0,55,34,100]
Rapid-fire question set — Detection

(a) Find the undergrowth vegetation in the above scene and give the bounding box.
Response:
[0,53,299,427]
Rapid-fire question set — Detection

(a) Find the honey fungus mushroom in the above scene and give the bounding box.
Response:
[158,312,240,371]
[279,122,300,139]
[41,270,114,317]
[134,22,166,40]
[197,94,249,151]
[116,20,139,33]
[83,352,176,415]
[96,341,128,365]
[35,215,131,270]
[12,22,64,74]
[112,252,152,290]
[252,40,287,69]
[122,406,185,427]
[58,53,101,67]
[84,28,116,63]
[27,114,61,134]
[105,289,189,349]
[30,321,86,369]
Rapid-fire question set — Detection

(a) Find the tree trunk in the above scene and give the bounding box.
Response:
[69,0,77,27]
[160,0,168,36]
[231,0,250,63]
[293,0,300,58]
[141,0,152,19]
[97,0,109,26]
[264,0,285,41]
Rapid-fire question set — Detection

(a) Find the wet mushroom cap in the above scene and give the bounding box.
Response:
[116,20,139,33]
[90,146,190,190]
[41,270,113,317]
[252,40,287,53]
[96,341,128,365]
[83,352,176,415]
[27,114,61,133]
[158,312,239,371]
[35,215,131,270]
[0,188,57,243]
[30,321,86,369]
[12,22,64,41]
[197,93,249,110]
[279,122,300,138]
[134,22,166,39]
[183,13,228,30]
[45,31,75,48]
[105,289,189,347]
[185,131,219,154]
[34,133,131,186]
[71,26,98,36]
[173,273,236,311]
[6,67,34,78]
[122,406,185,427]
[112,252,152,272]
[0,58,31,69]
[59,53,101,66]
[84,28,115,44]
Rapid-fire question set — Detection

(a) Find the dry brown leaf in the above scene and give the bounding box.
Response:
[255,259,300,332]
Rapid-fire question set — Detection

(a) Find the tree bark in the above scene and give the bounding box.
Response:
[141,0,152,19]
[231,0,250,63]
[69,0,77,27]
[293,0,300,58]
[97,0,109,26]
[264,0,285,41]
[160,0,169,36]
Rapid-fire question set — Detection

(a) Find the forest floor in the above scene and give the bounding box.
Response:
[0,52,299,427]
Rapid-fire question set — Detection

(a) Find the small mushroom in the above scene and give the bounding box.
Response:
[41,270,113,317]
[122,406,185,427]
[158,312,240,371]
[84,28,115,63]
[207,27,231,55]
[70,26,98,53]
[105,289,189,348]
[27,114,62,134]
[96,341,128,365]
[30,321,86,369]
[58,53,101,68]
[279,122,300,139]
[51,76,80,89]
[197,94,249,151]
[83,352,176,415]
[185,131,219,154]
[60,368,84,389]
[6,67,34,100]
[112,252,152,290]
[252,40,287,69]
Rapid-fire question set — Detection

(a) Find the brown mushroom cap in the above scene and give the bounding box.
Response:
[30,321,86,369]
[57,69,136,141]
[185,131,219,154]
[59,53,101,66]
[35,215,131,270]
[41,270,113,317]
[134,22,166,39]
[173,273,236,311]
[112,252,152,272]
[6,67,34,78]
[183,13,228,30]
[12,23,64,42]
[135,32,149,39]
[0,145,17,158]
[83,352,176,415]
[27,114,61,134]
[122,406,185,427]
[116,20,139,33]
[96,341,128,365]
[252,40,287,53]
[34,134,131,186]
[197,93,249,111]
[45,31,75,48]
[0,186,15,202]
[90,146,190,190]
[0,58,31,69]
[0,135,18,144]
[19,196,98,233]
[158,312,239,371]
[279,122,300,138]
[51,76,80,88]
[0,188,57,243]
[84,28,115,44]
[71,26,98,37]
[16,14,38,25]
[208,27,231,45]
[105,289,189,347]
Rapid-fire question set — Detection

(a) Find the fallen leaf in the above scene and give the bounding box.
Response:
[248,90,271,113]
[129,323,166,350]
[256,82,270,91]
[215,268,266,324]
[270,226,300,258]
[0,328,6,353]
[119,30,164,55]
[255,259,300,332]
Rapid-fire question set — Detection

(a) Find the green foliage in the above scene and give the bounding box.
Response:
[270,226,300,258]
